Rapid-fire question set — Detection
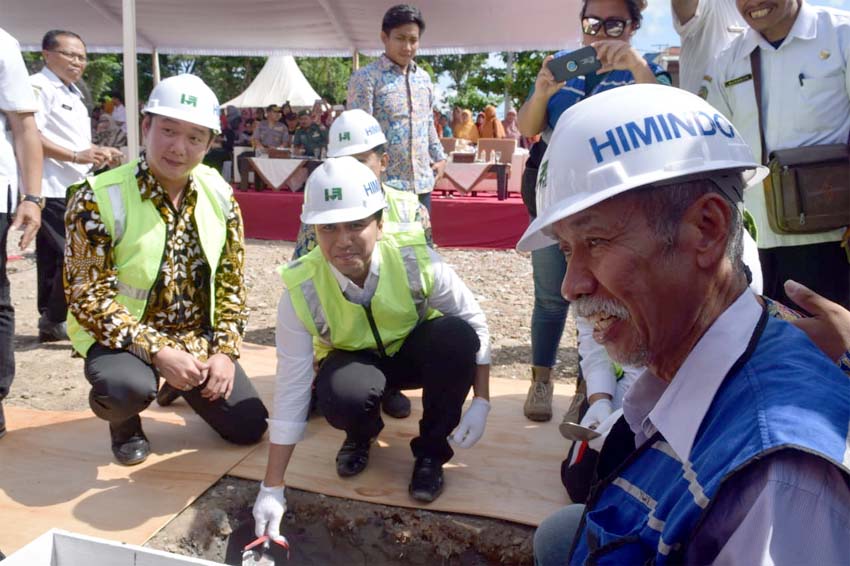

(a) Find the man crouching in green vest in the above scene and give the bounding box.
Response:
[252,156,491,539]
[64,74,268,466]
[292,108,435,421]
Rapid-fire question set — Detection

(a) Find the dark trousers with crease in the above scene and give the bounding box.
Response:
[84,344,268,445]
[35,197,67,324]
[316,315,479,464]
[0,212,13,402]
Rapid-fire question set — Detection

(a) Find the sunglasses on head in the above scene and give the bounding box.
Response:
[581,16,632,38]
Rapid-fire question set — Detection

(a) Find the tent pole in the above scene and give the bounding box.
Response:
[504,51,515,115]
[122,0,140,160]
[352,50,359,71]
[152,47,161,86]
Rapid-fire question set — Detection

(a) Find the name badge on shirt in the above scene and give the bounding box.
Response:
[61,103,73,111]
[724,74,753,88]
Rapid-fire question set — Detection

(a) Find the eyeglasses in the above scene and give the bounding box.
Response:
[50,49,88,63]
[581,16,632,38]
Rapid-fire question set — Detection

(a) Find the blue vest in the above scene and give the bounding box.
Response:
[570,313,850,565]
[546,55,669,131]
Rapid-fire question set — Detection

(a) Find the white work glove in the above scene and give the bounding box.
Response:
[580,398,614,430]
[588,408,623,452]
[252,482,286,539]
[449,397,491,448]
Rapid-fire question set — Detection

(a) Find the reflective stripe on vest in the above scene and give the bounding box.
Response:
[280,239,439,360]
[569,315,850,565]
[67,160,231,357]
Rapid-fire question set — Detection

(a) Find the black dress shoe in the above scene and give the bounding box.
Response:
[156,382,182,407]
[335,436,372,477]
[409,457,444,502]
[381,388,411,419]
[38,317,68,343]
[110,417,150,466]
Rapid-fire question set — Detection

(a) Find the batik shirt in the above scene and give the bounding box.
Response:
[347,55,446,194]
[64,155,247,363]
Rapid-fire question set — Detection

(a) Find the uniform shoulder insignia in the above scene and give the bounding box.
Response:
[702,75,713,83]
[698,86,709,100]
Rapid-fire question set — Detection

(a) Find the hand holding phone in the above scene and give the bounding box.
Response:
[546,46,602,83]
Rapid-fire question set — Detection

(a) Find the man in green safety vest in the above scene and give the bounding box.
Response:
[252,156,491,541]
[292,108,435,420]
[64,74,268,466]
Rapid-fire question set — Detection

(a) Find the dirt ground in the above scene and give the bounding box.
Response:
[6,237,578,564]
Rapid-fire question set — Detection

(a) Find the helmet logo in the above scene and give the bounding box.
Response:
[180,94,198,107]
[339,132,351,142]
[588,111,736,164]
[324,187,343,201]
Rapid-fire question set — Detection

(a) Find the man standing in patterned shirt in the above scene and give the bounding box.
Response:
[347,4,446,212]
[64,74,268,466]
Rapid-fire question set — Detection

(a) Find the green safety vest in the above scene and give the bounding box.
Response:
[67,160,233,357]
[279,239,441,360]
[382,185,425,247]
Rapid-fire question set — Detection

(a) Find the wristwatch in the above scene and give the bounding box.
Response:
[20,194,45,209]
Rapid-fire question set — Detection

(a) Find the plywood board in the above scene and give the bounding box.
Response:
[233,344,575,526]
[0,406,257,555]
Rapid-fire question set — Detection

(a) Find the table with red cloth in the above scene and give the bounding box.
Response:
[234,189,530,249]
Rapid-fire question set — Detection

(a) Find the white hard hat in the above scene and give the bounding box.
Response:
[517,84,768,252]
[327,109,387,158]
[301,156,387,224]
[143,74,221,133]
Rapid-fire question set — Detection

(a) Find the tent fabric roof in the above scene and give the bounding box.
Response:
[223,56,321,108]
[4,0,581,56]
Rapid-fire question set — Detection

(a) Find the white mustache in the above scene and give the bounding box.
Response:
[573,297,629,320]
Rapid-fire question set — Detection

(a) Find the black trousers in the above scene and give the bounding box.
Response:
[759,241,850,312]
[84,344,268,445]
[315,316,479,464]
[36,197,67,324]
[0,212,13,401]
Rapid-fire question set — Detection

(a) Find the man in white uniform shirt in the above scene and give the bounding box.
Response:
[705,1,850,310]
[30,29,120,341]
[671,0,746,94]
[0,27,44,438]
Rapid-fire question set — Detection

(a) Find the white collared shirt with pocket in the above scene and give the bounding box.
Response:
[0,28,38,213]
[704,3,850,249]
[30,67,91,199]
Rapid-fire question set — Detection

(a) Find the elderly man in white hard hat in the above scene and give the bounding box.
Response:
[252,156,491,539]
[524,84,850,565]
[64,74,268,466]
[292,108,434,420]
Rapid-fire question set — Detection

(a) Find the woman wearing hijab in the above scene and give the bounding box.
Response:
[475,112,485,135]
[451,106,464,135]
[502,108,522,143]
[478,105,506,139]
[453,110,479,143]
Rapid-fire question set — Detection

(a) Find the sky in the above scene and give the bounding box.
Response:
[436,0,850,110]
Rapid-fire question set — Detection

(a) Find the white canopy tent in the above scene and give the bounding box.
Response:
[223,56,321,108]
[3,0,581,156]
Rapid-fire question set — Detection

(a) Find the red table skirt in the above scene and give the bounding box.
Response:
[234,189,530,250]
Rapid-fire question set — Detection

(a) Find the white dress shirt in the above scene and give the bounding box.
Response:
[30,67,91,199]
[673,0,745,94]
[704,4,850,249]
[622,290,850,564]
[270,247,491,445]
[0,28,38,213]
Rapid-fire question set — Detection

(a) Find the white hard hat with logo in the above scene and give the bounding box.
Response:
[143,74,221,133]
[517,83,768,252]
[301,156,387,224]
[327,109,388,158]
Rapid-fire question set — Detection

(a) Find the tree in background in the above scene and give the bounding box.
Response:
[294,57,352,105]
